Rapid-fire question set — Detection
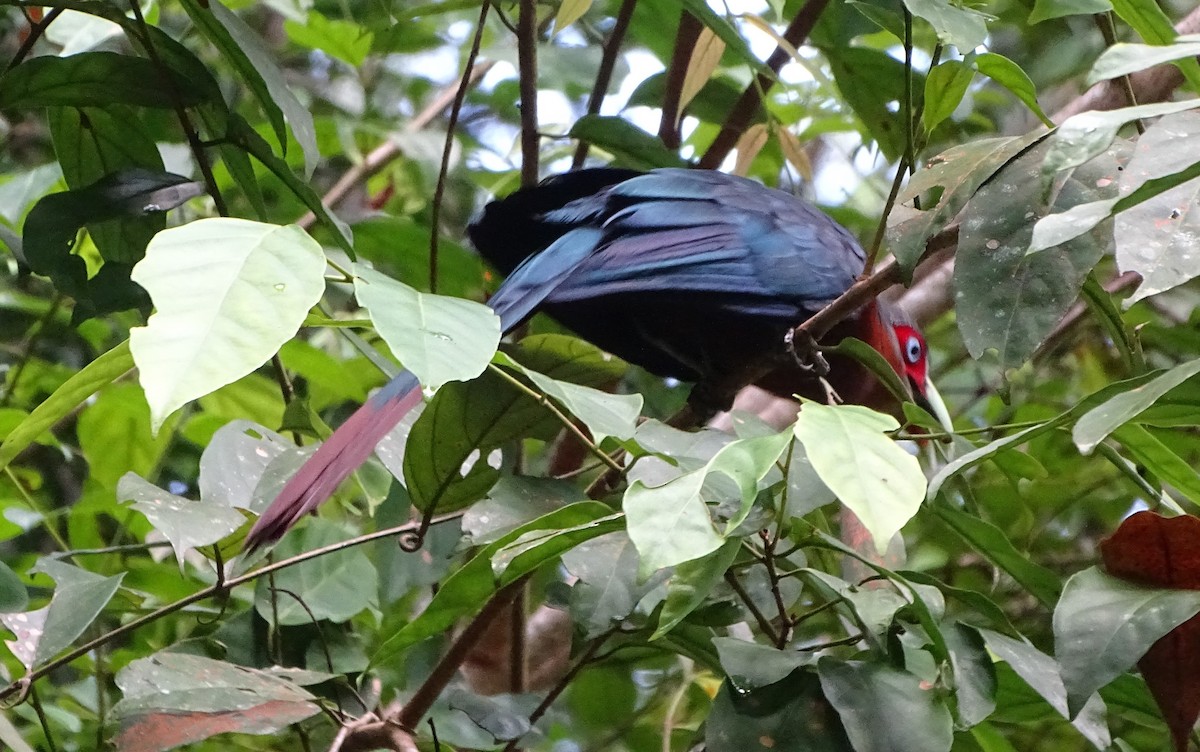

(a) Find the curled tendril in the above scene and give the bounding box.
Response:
[398,530,424,552]
[398,507,436,552]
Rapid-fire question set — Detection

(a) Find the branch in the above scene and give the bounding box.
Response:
[658,12,702,150]
[295,61,496,232]
[429,0,491,293]
[572,0,638,168]
[698,0,832,169]
[517,0,539,186]
[0,513,465,705]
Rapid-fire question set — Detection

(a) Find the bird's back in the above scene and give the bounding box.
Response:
[468,168,871,409]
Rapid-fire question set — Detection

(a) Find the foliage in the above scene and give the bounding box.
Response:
[2,0,1200,750]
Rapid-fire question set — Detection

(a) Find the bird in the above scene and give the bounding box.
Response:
[244,167,937,549]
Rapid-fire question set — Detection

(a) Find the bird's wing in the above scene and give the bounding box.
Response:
[540,170,865,316]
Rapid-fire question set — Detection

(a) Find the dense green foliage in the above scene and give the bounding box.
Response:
[3,0,1200,749]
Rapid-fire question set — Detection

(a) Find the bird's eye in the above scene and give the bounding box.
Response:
[905,335,923,364]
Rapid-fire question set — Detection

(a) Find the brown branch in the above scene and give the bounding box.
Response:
[429,0,490,293]
[295,61,496,232]
[7,7,63,72]
[0,513,466,705]
[658,12,702,150]
[500,633,611,752]
[517,0,540,186]
[572,0,639,168]
[382,579,526,729]
[698,0,832,169]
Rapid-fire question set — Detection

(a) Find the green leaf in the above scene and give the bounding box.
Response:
[493,351,641,442]
[21,169,202,318]
[1110,0,1200,91]
[463,476,586,545]
[1041,100,1200,186]
[0,52,206,109]
[0,339,133,474]
[554,0,593,32]
[794,404,925,553]
[196,0,319,177]
[568,115,687,169]
[254,518,378,625]
[403,335,622,513]
[979,628,1113,749]
[372,502,611,664]
[928,501,1062,606]
[956,138,1122,371]
[0,561,27,613]
[655,539,741,639]
[706,671,846,750]
[1027,198,1118,254]
[47,105,166,265]
[901,0,988,50]
[1073,358,1200,454]
[1029,0,1111,23]
[625,431,789,574]
[944,622,998,728]
[924,59,975,133]
[1087,38,1200,86]
[226,116,354,254]
[285,11,374,67]
[713,636,812,691]
[129,218,326,431]
[77,382,173,489]
[491,513,625,584]
[1112,112,1200,304]
[819,657,954,752]
[356,266,500,389]
[1113,424,1200,508]
[826,46,915,162]
[118,473,244,567]
[27,560,123,668]
[887,132,1045,273]
[974,53,1054,128]
[1054,567,1200,716]
[563,531,659,637]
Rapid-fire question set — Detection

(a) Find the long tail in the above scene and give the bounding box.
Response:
[244,219,605,550]
[244,371,423,549]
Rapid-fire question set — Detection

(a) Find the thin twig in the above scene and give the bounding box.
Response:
[759,531,791,647]
[572,0,638,168]
[723,570,780,645]
[0,513,466,705]
[500,633,611,752]
[127,0,226,215]
[698,0,832,169]
[429,0,490,293]
[296,62,496,232]
[658,12,702,150]
[517,0,540,187]
[6,7,63,72]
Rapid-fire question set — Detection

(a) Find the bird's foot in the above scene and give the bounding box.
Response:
[784,328,830,378]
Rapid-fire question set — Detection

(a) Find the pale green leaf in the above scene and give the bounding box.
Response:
[793,403,925,553]
[130,218,326,431]
[357,265,500,389]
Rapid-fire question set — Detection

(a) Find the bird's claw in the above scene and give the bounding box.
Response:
[784,328,830,378]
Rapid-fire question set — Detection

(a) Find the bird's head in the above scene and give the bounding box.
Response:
[865,304,952,431]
